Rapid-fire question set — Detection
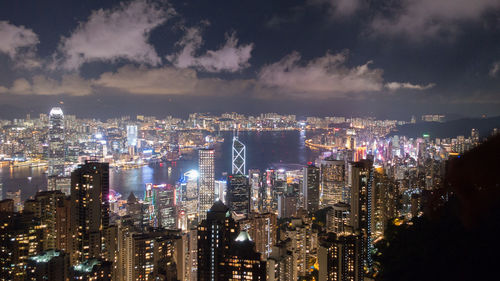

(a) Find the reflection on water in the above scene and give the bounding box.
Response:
[0,130,322,200]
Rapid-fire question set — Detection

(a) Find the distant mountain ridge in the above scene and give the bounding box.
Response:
[389,116,500,139]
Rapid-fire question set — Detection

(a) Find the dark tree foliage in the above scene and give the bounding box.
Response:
[375,135,500,281]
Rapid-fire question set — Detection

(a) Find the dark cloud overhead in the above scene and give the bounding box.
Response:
[0,0,499,118]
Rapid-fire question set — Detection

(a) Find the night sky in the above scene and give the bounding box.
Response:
[1,0,500,119]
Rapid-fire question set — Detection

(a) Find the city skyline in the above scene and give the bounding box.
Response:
[1,1,499,280]
[1,0,500,119]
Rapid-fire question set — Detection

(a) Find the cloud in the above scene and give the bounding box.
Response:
[167,26,254,73]
[370,0,500,39]
[0,21,41,69]
[385,82,435,91]
[95,65,255,95]
[95,65,198,95]
[1,75,92,95]
[53,0,173,70]
[0,64,255,97]
[309,0,362,17]
[489,61,500,77]
[258,51,384,97]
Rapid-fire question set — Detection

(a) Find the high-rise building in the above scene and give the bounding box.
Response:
[280,218,317,278]
[197,201,238,281]
[26,250,70,281]
[154,184,177,229]
[219,231,266,280]
[23,190,66,251]
[278,193,298,218]
[303,164,320,212]
[318,233,363,281]
[0,199,14,213]
[47,176,71,196]
[239,212,277,259]
[183,228,198,281]
[198,149,215,221]
[71,259,112,281]
[260,169,275,212]
[126,125,138,147]
[126,125,138,155]
[48,107,65,178]
[372,170,398,239]
[248,169,261,212]
[350,159,374,271]
[231,136,246,175]
[70,161,110,264]
[267,241,295,281]
[55,197,71,253]
[0,212,44,281]
[120,229,182,281]
[125,192,148,231]
[215,179,227,203]
[226,174,250,215]
[5,189,22,212]
[326,202,351,234]
[320,158,346,207]
[180,170,199,226]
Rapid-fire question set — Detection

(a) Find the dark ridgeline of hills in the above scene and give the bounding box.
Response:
[375,134,500,281]
[389,116,500,139]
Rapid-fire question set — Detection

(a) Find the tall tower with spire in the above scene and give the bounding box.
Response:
[48,107,65,178]
[231,133,246,175]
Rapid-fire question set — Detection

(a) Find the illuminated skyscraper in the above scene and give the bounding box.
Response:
[350,159,374,271]
[23,190,66,251]
[126,124,138,155]
[326,202,351,234]
[248,169,261,212]
[180,170,199,225]
[120,229,181,281]
[318,233,363,281]
[154,184,177,230]
[320,157,346,207]
[0,212,44,280]
[126,125,138,146]
[48,107,65,178]
[70,161,110,264]
[26,250,70,281]
[303,164,320,212]
[198,149,215,220]
[226,174,250,215]
[6,189,22,212]
[219,231,267,280]
[215,179,227,203]
[267,241,295,281]
[232,136,246,175]
[239,212,277,259]
[197,201,238,281]
[281,218,317,278]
